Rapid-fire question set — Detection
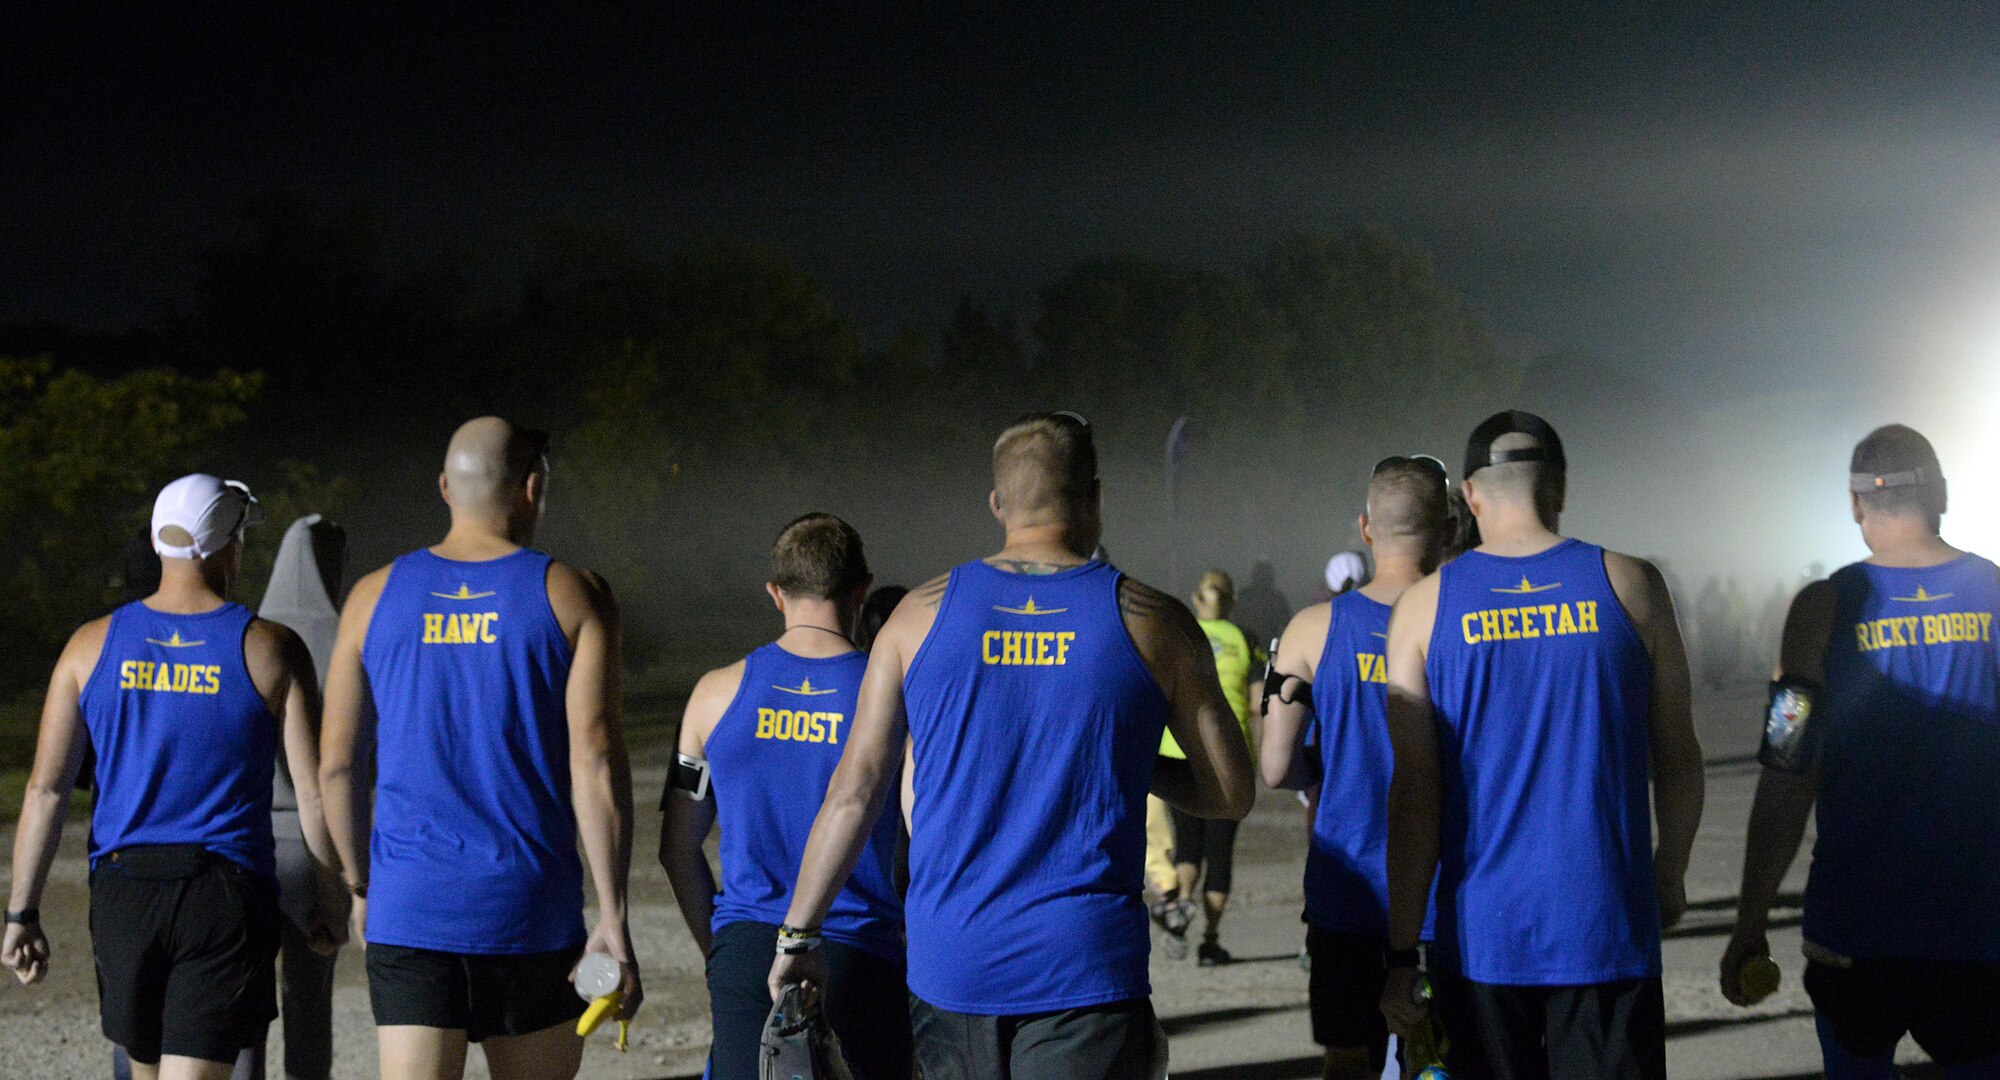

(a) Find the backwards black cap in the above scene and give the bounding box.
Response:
[1464,410,1566,480]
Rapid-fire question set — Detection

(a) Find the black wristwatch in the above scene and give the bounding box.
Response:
[5,908,39,926]
[1384,946,1421,970]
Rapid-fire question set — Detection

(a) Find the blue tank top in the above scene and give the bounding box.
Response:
[902,560,1168,1014]
[705,644,903,959]
[361,548,584,955]
[1306,592,1435,939]
[82,602,277,877]
[1808,553,2000,962]
[1426,539,1659,984]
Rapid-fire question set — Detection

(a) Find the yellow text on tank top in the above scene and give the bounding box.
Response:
[1855,611,1992,652]
[1460,601,1598,644]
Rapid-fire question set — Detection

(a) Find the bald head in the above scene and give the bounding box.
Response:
[1365,460,1450,556]
[443,417,548,515]
[992,413,1097,525]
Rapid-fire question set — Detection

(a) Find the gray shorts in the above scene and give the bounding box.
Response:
[909,996,1164,1080]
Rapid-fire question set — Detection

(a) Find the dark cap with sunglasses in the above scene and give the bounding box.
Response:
[1463,411,1566,480]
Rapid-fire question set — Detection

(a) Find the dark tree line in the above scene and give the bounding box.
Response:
[0,192,1516,708]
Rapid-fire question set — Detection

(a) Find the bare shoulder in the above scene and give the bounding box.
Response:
[58,614,114,680]
[1275,601,1332,677]
[1282,602,1332,644]
[682,659,746,747]
[1117,574,1205,655]
[878,570,951,651]
[341,564,394,618]
[243,617,308,666]
[1390,571,1444,620]
[546,560,619,628]
[1602,549,1671,622]
[1787,578,1836,625]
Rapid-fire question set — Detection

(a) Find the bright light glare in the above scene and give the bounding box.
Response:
[1947,343,2000,555]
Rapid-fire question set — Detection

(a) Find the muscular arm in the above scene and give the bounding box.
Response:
[554,569,637,984]
[319,567,388,899]
[777,576,940,939]
[659,664,737,956]
[1607,552,1705,928]
[1382,575,1442,954]
[1124,580,1255,820]
[2,621,100,984]
[1722,580,1832,1003]
[1260,605,1326,790]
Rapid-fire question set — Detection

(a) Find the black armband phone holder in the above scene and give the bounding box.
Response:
[1261,665,1313,713]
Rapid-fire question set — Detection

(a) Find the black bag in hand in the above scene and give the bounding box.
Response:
[760,985,854,1080]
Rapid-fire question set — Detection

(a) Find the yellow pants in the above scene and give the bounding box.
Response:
[1144,794,1179,895]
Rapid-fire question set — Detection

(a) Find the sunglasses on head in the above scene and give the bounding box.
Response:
[1372,454,1448,485]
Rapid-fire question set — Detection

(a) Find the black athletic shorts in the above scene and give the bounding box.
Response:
[366,941,585,1042]
[706,920,912,1080]
[1168,807,1240,894]
[90,849,281,1065]
[1805,956,2000,1067]
[1306,928,1390,1067]
[910,995,1161,1080]
[1431,971,1665,1080]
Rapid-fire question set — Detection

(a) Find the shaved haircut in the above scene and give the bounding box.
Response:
[993,413,1097,522]
[444,416,549,511]
[1852,423,1945,530]
[1471,431,1564,524]
[771,512,869,600]
[1367,460,1451,549]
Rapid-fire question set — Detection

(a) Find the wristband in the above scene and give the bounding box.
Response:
[1384,946,1420,970]
[775,924,823,956]
[346,880,368,899]
[5,908,39,926]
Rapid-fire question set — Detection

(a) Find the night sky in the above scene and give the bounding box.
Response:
[7,4,1999,400]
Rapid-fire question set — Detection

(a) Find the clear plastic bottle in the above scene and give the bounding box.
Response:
[1405,976,1450,1080]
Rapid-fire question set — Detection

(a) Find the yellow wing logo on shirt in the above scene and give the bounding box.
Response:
[773,678,839,697]
[431,583,498,601]
[143,630,205,648]
[1490,576,1562,595]
[1891,586,1954,603]
[992,597,1068,616]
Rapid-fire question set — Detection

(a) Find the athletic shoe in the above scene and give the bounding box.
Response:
[1151,898,1193,960]
[1198,939,1233,967]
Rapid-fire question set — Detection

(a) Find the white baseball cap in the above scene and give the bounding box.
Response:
[152,474,262,560]
[1325,550,1368,593]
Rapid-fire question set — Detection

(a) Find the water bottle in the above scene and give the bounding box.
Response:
[1404,975,1450,1080]
[574,952,628,1049]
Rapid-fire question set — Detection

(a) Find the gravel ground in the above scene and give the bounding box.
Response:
[0,681,1943,1078]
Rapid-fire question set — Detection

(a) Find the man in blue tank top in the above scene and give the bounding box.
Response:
[5,475,347,1080]
[1379,412,1705,1080]
[319,418,640,1080]
[1721,424,2000,1079]
[660,512,910,1080]
[1264,455,1451,1080]
[768,412,1256,1080]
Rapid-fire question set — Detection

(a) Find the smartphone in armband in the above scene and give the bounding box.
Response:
[670,754,711,801]
[1758,677,1822,773]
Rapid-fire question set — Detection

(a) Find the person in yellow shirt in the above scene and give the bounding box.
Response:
[1163,570,1261,965]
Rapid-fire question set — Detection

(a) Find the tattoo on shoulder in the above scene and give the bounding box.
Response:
[1117,582,1171,621]
[984,558,1078,576]
[910,578,948,608]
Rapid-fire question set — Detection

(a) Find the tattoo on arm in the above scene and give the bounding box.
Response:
[909,579,948,609]
[1119,582,1209,653]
